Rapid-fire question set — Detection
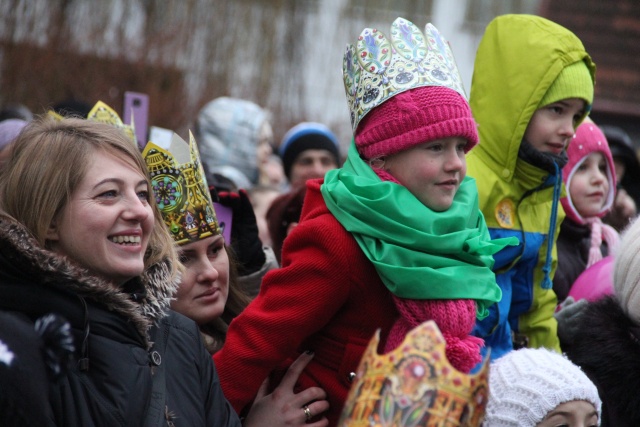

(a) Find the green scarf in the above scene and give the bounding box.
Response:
[321,143,517,319]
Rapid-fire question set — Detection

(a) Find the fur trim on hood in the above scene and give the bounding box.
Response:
[0,214,179,342]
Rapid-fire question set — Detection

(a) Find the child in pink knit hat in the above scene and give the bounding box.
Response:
[214,18,514,426]
[553,118,620,303]
[349,83,515,372]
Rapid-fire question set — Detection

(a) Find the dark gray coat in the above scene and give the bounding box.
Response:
[0,215,240,427]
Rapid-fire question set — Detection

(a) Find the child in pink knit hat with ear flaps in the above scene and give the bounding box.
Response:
[553,118,620,304]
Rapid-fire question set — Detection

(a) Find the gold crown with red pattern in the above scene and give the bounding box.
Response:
[338,320,488,427]
[142,132,220,245]
[343,17,467,132]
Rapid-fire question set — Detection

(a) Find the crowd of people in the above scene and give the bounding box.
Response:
[0,12,639,427]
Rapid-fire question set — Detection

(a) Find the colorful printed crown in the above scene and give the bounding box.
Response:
[142,132,220,245]
[343,18,468,132]
[338,320,488,427]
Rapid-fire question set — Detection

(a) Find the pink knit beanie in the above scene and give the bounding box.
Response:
[354,86,478,160]
[562,119,617,224]
[562,119,620,268]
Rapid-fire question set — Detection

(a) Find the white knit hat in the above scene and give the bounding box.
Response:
[613,216,640,323]
[484,348,601,426]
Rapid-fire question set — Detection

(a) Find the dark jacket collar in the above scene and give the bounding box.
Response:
[0,214,178,341]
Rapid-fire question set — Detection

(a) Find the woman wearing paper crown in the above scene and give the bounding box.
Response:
[0,114,322,427]
[142,130,330,425]
[143,132,250,351]
[214,18,514,426]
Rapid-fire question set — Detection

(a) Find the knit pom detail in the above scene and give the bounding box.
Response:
[384,298,482,373]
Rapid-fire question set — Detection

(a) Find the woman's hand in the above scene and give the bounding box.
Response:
[243,352,329,427]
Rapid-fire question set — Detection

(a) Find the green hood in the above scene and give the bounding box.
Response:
[468,14,596,183]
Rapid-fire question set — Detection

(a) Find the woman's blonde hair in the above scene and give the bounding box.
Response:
[0,116,182,278]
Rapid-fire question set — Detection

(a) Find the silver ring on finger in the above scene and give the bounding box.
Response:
[303,404,312,421]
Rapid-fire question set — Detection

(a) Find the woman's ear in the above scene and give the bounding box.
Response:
[45,219,59,242]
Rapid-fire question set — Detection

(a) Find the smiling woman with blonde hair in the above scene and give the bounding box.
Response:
[1,117,178,270]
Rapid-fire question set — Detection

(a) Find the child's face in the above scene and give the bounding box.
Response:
[384,137,467,211]
[524,98,587,155]
[536,400,598,427]
[569,152,610,218]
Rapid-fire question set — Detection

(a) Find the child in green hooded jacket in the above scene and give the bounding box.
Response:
[467,14,596,360]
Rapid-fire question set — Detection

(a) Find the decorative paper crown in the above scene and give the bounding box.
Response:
[338,320,488,427]
[142,132,220,245]
[343,18,468,132]
[47,101,137,145]
[87,101,137,144]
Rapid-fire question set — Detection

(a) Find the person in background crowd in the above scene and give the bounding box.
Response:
[195,98,282,290]
[262,154,287,190]
[467,14,595,360]
[279,122,341,191]
[196,97,275,190]
[553,118,619,303]
[600,124,639,231]
[266,122,341,261]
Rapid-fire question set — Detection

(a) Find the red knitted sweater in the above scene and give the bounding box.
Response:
[214,179,398,425]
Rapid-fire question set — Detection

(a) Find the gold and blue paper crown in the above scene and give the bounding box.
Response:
[142,132,220,245]
[343,18,468,132]
[338,320,488,426]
